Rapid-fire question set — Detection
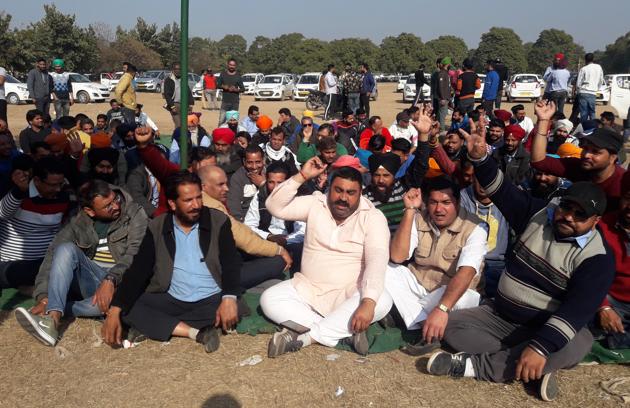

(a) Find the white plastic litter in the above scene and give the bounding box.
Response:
[239,355,263,366]
[54,345,70,359]
[122,339,140,349]
[335,386,345,398]
[326,353,340,361]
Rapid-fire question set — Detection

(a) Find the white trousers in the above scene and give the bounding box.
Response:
[385,263,481,330]
[260,280,393,348]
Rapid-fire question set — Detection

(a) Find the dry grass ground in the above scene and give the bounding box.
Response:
[1,83,623,407]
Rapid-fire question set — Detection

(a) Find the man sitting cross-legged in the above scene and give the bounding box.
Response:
[101,172,242,353]
[260,157,393,357]
[385,176,488,356]
[426,103,616,402]
[15,180,147,346]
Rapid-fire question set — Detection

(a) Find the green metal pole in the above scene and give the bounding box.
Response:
[179,0,190,169]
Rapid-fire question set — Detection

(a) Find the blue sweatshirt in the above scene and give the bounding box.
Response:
[482,70,500,101]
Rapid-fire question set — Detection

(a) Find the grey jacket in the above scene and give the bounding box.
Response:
[33,186,148,301]
[26,69,53,100]
[126,164,157,217]
[227,166,260,222]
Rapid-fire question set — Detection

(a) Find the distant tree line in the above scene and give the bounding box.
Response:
[1,5,629,77]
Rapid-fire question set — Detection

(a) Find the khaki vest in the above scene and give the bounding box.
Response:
[409,208,484,292]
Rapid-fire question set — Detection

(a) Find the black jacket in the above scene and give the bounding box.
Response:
[163,76,194,108]
[111,207,242,312]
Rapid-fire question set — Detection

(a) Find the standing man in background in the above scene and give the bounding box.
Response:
[217,59,245,126]
[203,68,218,111]
[576,53,605,122]
[359,63,375,117]
[114,64,137,125]
[482,60,500,118]
[27,59,53,116]
[50,59,73,120]
[324,64,339,121]
[543,54,571,115]
[412,64,428,107]
[493,58,508,109]
[0,66,6,123]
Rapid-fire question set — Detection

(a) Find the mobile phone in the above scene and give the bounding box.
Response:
[280,320,310,334]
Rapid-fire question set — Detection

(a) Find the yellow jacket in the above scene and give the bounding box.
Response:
[115,72,136,109]
[202,192,279,258]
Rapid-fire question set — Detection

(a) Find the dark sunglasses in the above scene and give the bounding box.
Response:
[558,201,589,221]
[303,123,313,127]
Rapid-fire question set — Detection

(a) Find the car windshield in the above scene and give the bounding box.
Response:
[406,75,415,84]
[515,76,538,83]
[69,74,91,83]
[262,76,282,84]
[5,75,21,84]
[298,75,319,84]
[141,71,162,78]
[242,75,256,82]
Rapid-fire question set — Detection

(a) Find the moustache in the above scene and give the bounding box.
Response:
[333,200,349,208]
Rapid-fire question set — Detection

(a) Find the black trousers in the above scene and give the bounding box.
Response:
[0,259,43,289]
[0,99,7,124]
[240,254,287,289]
[482,100,495,118]
[34,97,51,116]
[359,93,370,117]
[123,292,221,341]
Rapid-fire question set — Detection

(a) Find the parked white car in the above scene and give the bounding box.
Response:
[100,72,123,92]
[568,74,610,105]
[506,74,543,102]
[254,74,295,101]
[68,73,110,103]
[475,74,486,100]
[609,74,630,121]
[4,74,31,105]
[242,73,264,95]
[397,76,407,92]
[292,72,322,101]
[402,74,431,102]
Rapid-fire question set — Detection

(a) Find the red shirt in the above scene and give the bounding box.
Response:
[598,212,630,306]
[359,128,393,150]
[531,157,626,213]
[203,74,216,90]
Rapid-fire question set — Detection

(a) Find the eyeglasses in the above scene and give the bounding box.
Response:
[558,201,589,221]
[101,193,122,213]
[303,123,313,127]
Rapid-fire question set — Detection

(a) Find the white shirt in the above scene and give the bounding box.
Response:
[517,116,534,135]
[577,63,604,95]
[325,72,338,94]
[388,122,418,145]
[407,213,488,275]
[244,191,306,244]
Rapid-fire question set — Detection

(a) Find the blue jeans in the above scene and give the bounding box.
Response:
[46,243,108,317]
[605,296,630,349]
[482,259,506,299]
[578,93,596,122]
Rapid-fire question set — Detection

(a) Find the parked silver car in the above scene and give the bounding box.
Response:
[136,70,170,93]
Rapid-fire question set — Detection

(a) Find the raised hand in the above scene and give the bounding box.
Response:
[459,128,487,160]
[403,187,422,209]
[67,131,85,156]
[410,105,433,135]
[11,169,29,192]
[534,100,556,121]
[134,126,153,148]
[299,156,327,180]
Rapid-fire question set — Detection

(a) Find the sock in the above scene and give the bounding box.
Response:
[297,333,312,347]
[188,328,200,340]
[464,358,475,378]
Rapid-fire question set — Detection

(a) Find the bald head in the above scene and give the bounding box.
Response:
[198,165,229,203]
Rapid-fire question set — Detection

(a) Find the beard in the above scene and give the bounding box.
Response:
[216,152,231,166]
[371,184,393,203]
[92,171,116,184]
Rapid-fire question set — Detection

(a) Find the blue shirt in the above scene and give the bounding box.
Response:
[543,67,570,92]
[546,206,593,248]
[241,117,259,137]
[482,70,500,101]
[168,217,220,302]
[361,72,376,94]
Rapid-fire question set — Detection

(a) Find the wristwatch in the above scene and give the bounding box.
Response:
[437,303,450,313]
[104,275,117,287]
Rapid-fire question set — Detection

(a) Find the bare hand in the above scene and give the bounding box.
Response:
[67,131,85,156]
[30,298,48,315]
[515,346,547,383]
[534,100,556,121]
[11,169,29,192]
[402,187,422,209]
[459,128,487,160]
[302,125,313,142]
[300,156,327,180]
[267,234,288,247]
[134,126,153,148]
[215,297,238,331]
[351,298,376,333]
[422,307,448,342]
[247,172,265,187]
[410,106,433,137]
[92,280,115,314]
[278,247,293,272]
[102,307,123,346]
[599,308,625,334]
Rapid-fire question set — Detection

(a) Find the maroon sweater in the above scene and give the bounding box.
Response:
[598,212,630,306]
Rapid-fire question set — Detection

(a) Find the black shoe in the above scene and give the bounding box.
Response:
[538,372,559,402]
[125,327,147,344]
[378,313,397,329]
[196,326,221,353]
[426,351,470,377]
[400,337,441,356]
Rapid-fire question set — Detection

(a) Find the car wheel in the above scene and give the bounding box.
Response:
[6,93,20,105]
[77,91,90,104]
[602,101,608,106]
[155,85,162,93]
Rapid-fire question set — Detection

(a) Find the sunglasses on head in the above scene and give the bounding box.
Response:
[558,201,589,221]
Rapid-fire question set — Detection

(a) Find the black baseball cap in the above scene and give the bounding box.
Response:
[580,127,623,153]
[560,181,607,217]
[396,111,410,123]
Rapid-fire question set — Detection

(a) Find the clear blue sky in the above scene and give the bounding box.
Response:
[3,0,629,51]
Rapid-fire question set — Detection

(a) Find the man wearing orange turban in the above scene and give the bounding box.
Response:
[252,115,273,146]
